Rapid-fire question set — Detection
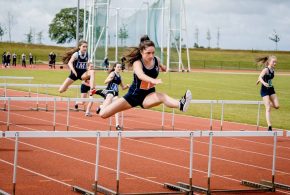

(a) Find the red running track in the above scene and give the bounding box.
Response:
[0,89,290,195]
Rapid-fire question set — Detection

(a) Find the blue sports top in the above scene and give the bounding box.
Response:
[128,57,159,95]
[106,72,122,92]
[73,51,89,70]
[262,67,275,88]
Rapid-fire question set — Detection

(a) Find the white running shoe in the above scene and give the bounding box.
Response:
[179,90,192,112]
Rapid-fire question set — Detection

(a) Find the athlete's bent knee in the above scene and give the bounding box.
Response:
[99,110,109,119]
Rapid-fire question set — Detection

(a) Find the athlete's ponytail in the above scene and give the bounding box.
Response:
[108,63,117,73]
[62,40,88,64]
[124,35,155,67]
[255,55,277,68]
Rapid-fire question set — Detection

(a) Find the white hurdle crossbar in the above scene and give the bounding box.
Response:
[1,130,283,195]
[0,76,34,98]
[0,83,106,111]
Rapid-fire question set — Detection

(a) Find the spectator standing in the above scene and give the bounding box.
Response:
[12,52,17,66]
[21,53,26,67]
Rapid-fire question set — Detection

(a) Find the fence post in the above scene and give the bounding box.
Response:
[53,97,56,131]
[203,60,206,69]
[207,132,213,194]
[220,101,224,131]
[256,102,261,131]
[161,104,165,130]
[45,85,48,111]
[116,132,122,194]
[271,132,277,192]
[171,108,175,130]
[28,79,31,97]
[188,132,194,194]
[94,132,101,194]
[7,98,11,131]
[66,98,70,131]
[12,132,19,195]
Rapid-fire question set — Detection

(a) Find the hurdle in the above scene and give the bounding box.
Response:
[2,130,201,195]
[165,130,283,194]
[257,130,290,191]
[0,83,106,111]
[0,76,34,98]
[0,97,113,131]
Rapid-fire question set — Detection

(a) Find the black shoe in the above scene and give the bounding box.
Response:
[96,107,101,114]
[179,90,192,112]
[116,125,122,131]
[96,89,115,98]
[74,104,79,110]
[268,126,272,131]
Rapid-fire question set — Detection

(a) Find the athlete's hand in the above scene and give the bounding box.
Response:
[263,82,269,87]
[152,78,162,85]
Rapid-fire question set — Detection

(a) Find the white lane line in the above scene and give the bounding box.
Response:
[0,158,71,187]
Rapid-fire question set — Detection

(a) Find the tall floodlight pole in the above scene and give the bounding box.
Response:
[115,8,119,62]
[76,0,80,46]
[145,0,150,35]
[105,0,110,58]
[178,0,182,72]
[83,0,87,41]
[166,0,172,72]
[160,0,165,64]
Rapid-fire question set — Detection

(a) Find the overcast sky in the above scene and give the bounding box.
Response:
[0,0,289,50]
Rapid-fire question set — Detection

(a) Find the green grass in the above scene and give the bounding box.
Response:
[1,69,289,130]
[1,42,290,70]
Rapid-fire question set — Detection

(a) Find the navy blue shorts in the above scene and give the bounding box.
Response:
[81,84,90,93]
[69,69,87,81]
[260,86,275,97]
[123,88,155,108]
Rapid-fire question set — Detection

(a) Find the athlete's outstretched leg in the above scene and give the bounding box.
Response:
[142,90,192,112]
[99,97,132,119]
[59,78,74,93]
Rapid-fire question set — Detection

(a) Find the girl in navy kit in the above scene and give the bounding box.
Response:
[100,63,129,130]
[59,40,96,96]
[256,55,279,131]
[96,35,192,119]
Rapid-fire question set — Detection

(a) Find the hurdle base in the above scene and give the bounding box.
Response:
[166,181,274,195]
[164,183,190,194]
[72,185,94,195]
[241,180,274,192]
[30,107,48,112]
[260,180,290,191]
[0,188,10,195]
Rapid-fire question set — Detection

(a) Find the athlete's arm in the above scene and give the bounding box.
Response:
[257,68,269,87]
[104,72,115,84]
[68,55,77,76]
[156,57,167,72]
[133,61,162,85]
[120,80,129,90]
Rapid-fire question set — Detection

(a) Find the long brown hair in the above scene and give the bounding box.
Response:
[255,55,277,67]
[108,63,118,73]
[62,40,88,64]
[124,35,155,67]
